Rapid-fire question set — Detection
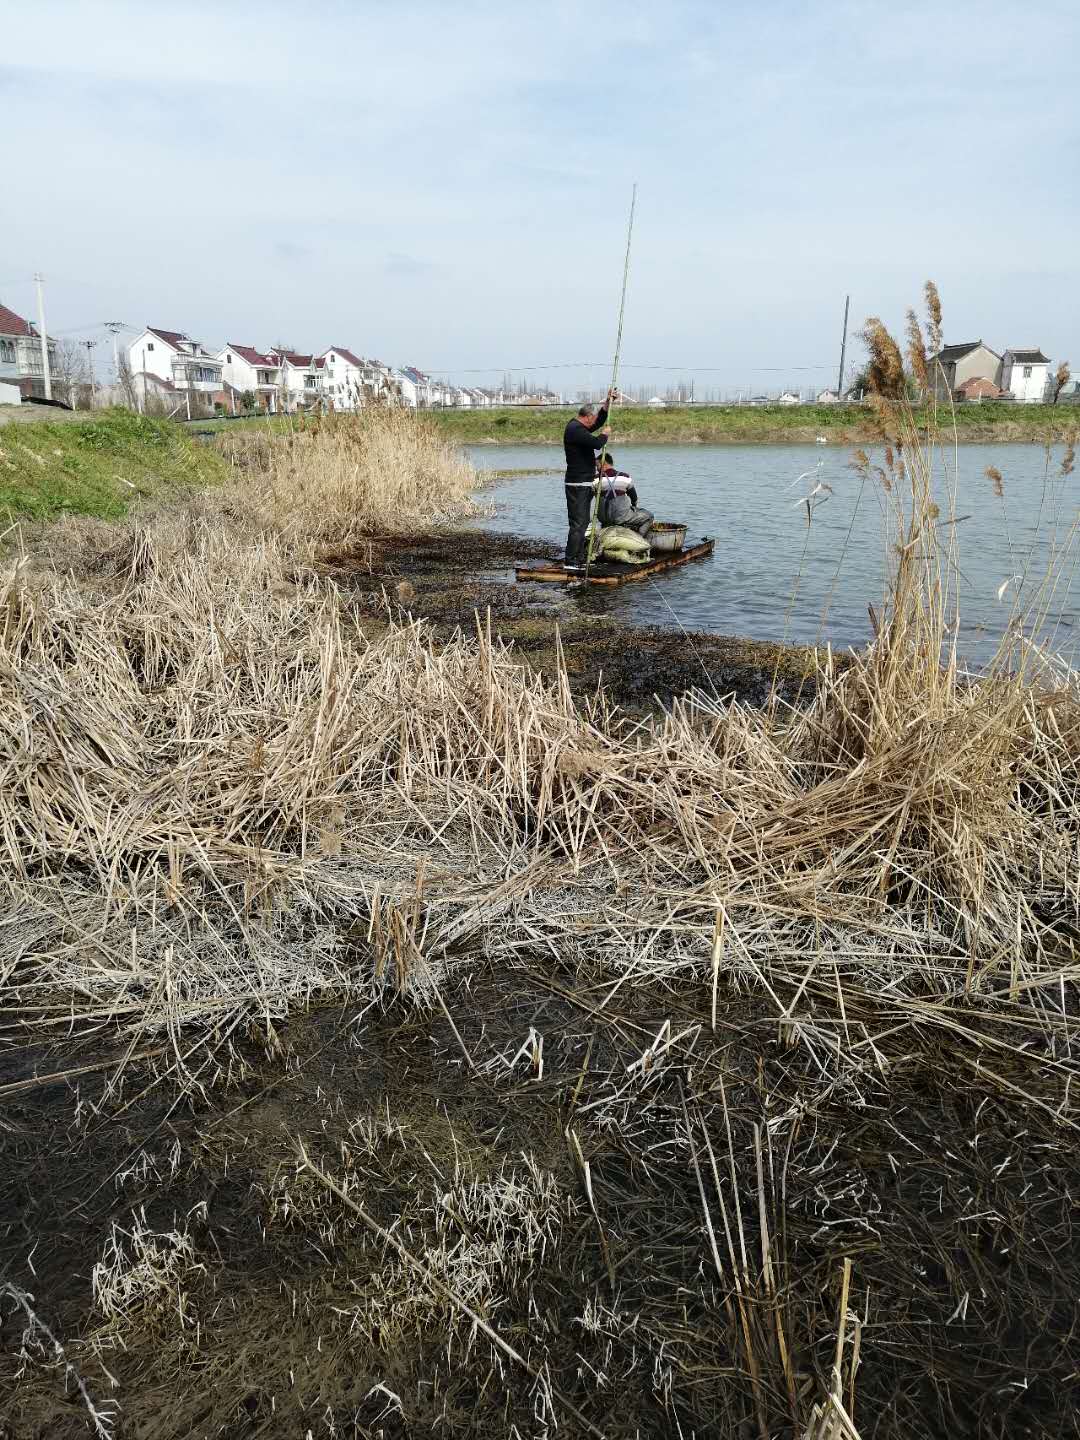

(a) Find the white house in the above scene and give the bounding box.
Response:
[778,391,801,406]
[394,368,421,407]
[0,299,57,400]
[217,344,282,412]
[816,388,840,404]
[268,350,323,412]
[370,360,406,404]
[1001,348,1050,403]
[397,366,440,408]
[128,327,223,415]
[319,347,374,409]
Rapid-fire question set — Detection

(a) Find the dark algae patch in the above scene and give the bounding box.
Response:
[316,526,818,709]
[4,959,1079,1438]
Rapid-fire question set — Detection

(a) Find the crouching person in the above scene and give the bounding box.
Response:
[598,454,653,535]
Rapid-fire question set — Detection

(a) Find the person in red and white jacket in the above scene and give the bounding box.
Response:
[597,454,653,535]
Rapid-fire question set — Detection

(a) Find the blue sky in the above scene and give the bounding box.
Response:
[2,0,1077,393]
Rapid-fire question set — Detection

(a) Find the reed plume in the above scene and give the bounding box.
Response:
[1053,360,1071,404]
[924,280,943,354]
[905,309,928,398]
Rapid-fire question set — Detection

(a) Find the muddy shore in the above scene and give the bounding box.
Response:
[316,527,821,711]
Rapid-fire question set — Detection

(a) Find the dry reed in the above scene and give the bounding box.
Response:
[216,406,478,543]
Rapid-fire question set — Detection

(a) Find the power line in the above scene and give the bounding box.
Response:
[51,320,138,338]
[423,360,836,374]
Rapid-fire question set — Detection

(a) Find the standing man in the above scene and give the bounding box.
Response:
[562,390,615,572]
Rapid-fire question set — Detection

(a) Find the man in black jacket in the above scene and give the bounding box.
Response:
[562,390,614,571]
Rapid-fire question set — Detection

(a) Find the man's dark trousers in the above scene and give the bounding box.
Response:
[564,485,593,568]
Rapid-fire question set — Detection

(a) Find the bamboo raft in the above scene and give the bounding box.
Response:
[515,537,715,587]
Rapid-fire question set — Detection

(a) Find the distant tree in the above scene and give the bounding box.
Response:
[52,340,90,407]
[117,352,140,411]
[845,363,870,400]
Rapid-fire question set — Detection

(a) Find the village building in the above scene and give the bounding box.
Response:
[1001,348,1050,404]
[217,344,282,412]
[127,327,223,416]
[0,300,57,400]
[318,347,375,409]
[397,366,437,408]
[268,350,323,412]
[927,341,1002,401]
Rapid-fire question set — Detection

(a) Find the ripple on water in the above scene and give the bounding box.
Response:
[468,441,1080,668]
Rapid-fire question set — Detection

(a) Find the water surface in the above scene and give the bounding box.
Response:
[468,442,1079,667]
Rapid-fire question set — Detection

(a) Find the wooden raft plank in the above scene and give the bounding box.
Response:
[515,538,715,586]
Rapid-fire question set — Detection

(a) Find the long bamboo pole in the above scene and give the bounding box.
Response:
[583,184,637,580]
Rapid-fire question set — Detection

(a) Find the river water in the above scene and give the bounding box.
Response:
[467,442,1079,667]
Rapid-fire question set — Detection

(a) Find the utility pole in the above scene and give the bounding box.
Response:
[34,272,52,400]
[83,339,97,408]
[103,322,128,386]
[837,294,850,400]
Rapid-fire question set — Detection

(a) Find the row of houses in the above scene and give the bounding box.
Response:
[125,329,1067,414]
[126,327,557,415]
[0,300,559,413]
[5,300,1068,415]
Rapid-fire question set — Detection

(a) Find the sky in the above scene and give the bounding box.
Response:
[2,0,1078,395]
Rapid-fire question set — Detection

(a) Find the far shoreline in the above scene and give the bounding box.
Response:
[463,432,1066,447]
[430,401,1078,449]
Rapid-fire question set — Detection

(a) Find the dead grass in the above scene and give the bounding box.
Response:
[215,406,479,542]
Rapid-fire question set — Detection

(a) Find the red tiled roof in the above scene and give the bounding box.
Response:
[227,342,278,368]
[957,376,1004,398]
[147,327,190,349]
[323,346,365,368]
[267,350,315,368]
[0,302,33,337]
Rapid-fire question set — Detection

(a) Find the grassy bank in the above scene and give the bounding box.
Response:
[0,408,228,523]
[430,400,1079,446]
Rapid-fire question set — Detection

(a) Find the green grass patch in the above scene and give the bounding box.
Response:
[429,402,1080,446]
[189,413,296,435]
[0,408,228,522]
